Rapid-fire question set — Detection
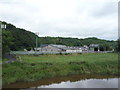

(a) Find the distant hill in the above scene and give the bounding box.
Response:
[1,21,118,53]
[38,36,118,51]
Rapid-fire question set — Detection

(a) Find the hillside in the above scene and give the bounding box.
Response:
[1,21,37,51]
[39,36,117,47]
[1,21,118,54]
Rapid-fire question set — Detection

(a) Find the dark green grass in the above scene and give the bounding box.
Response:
[2,53,119,85]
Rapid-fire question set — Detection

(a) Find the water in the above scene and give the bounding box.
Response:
[39,78,119,88]
[3,75,119,88]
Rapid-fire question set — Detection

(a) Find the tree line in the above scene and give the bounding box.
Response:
[1,21,119,56]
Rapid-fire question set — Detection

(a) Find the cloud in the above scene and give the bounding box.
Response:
[0,0,118,40]
[92,2,118,17]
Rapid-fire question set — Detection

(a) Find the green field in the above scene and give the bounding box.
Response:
[2,53,119,85]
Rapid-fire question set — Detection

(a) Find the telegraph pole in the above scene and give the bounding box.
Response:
[0,23,6,30]
[35,32,39,52]
[0,23,6,56]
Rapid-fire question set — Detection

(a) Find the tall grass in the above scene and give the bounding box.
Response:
[2,53,118,85]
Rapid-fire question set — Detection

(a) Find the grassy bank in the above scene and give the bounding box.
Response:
[2,53,119,85]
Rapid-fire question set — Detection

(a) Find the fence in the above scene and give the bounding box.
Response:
[10,50,113,55]
[10,51,73,55]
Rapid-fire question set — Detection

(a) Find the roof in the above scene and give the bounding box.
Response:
[61,46,81,50]
[89,44,99,47]
[40,44,49,48]
[40,44,82,50]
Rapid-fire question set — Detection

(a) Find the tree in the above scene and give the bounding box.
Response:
[2,30,14,56]
[99,43,112,51]
[1,21,117,54]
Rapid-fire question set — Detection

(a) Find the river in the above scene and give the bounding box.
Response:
[39,78,119,88]
[3,74,119,89]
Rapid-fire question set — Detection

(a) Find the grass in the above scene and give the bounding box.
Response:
[2,53,119,85]
[1,58,9,63]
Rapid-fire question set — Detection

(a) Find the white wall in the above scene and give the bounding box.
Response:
[66,49,82,53]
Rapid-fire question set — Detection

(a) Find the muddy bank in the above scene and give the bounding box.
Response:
[3,74,119,88]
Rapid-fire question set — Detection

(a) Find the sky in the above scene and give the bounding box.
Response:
[0,0,119,40]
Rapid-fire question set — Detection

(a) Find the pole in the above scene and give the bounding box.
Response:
[35,32,39,54]
[36,35,38,51]
[0,22,2,90]
[0,22,2,61]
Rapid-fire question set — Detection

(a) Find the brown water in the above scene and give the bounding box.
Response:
[3,74,119,89]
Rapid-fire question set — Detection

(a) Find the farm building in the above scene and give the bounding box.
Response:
[37,44,82,53]
[65,47,82,53]
[89,44,99,52]
[36,44,62,52]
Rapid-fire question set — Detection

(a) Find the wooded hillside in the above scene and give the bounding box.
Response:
[1,21,118,55]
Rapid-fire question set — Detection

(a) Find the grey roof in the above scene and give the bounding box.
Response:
[50,44,66,48]
[40,44,49,48]
[40,44,82,50]
[60,46,81,50]
[89,44,99,47]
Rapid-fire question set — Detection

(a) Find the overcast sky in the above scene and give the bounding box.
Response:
[0,0,119,40]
